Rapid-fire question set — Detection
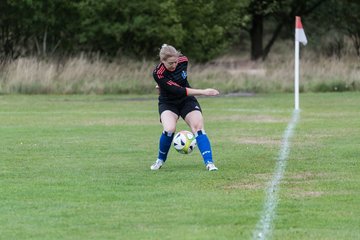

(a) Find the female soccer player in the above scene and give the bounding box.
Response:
[150,44,219,171]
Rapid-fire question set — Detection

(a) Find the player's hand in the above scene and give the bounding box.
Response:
[155,84,160,94]
[203,88,219,96]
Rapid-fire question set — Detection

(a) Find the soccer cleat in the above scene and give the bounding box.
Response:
[206,162,218,171]
[150,159,164,170]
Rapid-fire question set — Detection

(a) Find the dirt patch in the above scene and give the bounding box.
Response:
[83,118,157,126]
[235,137,281,145]
[252,173,273,180]
[286,172,329,181]
[212,114,287,123]
[223,182,264,190]
[284,172,330,199]
[288,189,325,198]
[222,173,275,191]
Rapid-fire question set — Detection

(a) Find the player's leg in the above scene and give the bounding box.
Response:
[158,110,178,161]
[151,110,178,170]
[182,101,218,171]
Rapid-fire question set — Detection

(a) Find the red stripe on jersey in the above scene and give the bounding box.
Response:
[166,80,181,87]
[178,56,188,63]
[156,65,166,79]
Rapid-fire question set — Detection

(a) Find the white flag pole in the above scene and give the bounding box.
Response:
[294,39,300,110]
[294,16,307,110]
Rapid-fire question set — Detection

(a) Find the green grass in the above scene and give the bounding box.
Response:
[0,93,359,239]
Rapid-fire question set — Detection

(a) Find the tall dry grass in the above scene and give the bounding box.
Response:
[0,56,155,94]
[191,51,359,93]
[0,51,359,94]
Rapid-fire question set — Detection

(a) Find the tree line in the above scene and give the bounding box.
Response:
[1,0,359,63]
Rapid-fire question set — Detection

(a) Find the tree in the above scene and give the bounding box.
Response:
[0,0,32,60]
[328,0,360,57]
[30,0,80,56]
[75,0,243,62]
[74,0,186,58]
[240,0,326,60]
[176,0,241,62]
[0,0,80,60]
[4,0,358,62]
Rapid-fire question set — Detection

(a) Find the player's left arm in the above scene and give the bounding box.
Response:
[186,88,219,96]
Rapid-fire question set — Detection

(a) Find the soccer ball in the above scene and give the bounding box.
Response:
[173,130,197,154]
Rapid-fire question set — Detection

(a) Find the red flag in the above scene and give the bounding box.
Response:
[295,16,307,45]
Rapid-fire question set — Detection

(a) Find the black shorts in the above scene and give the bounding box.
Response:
[158,97,202,120]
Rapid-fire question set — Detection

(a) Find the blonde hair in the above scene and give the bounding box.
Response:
[159,44,180,61]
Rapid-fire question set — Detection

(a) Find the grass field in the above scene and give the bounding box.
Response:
[1,93,359,240]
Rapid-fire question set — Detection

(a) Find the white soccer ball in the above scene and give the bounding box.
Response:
[173,130,197,154]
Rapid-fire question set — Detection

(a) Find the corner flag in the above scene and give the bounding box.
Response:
[294,16,307,110]
[295,16,307,46]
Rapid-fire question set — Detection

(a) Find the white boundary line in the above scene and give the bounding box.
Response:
[253,109,300,240]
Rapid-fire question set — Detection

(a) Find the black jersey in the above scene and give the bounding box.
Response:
[153,56,192,104]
